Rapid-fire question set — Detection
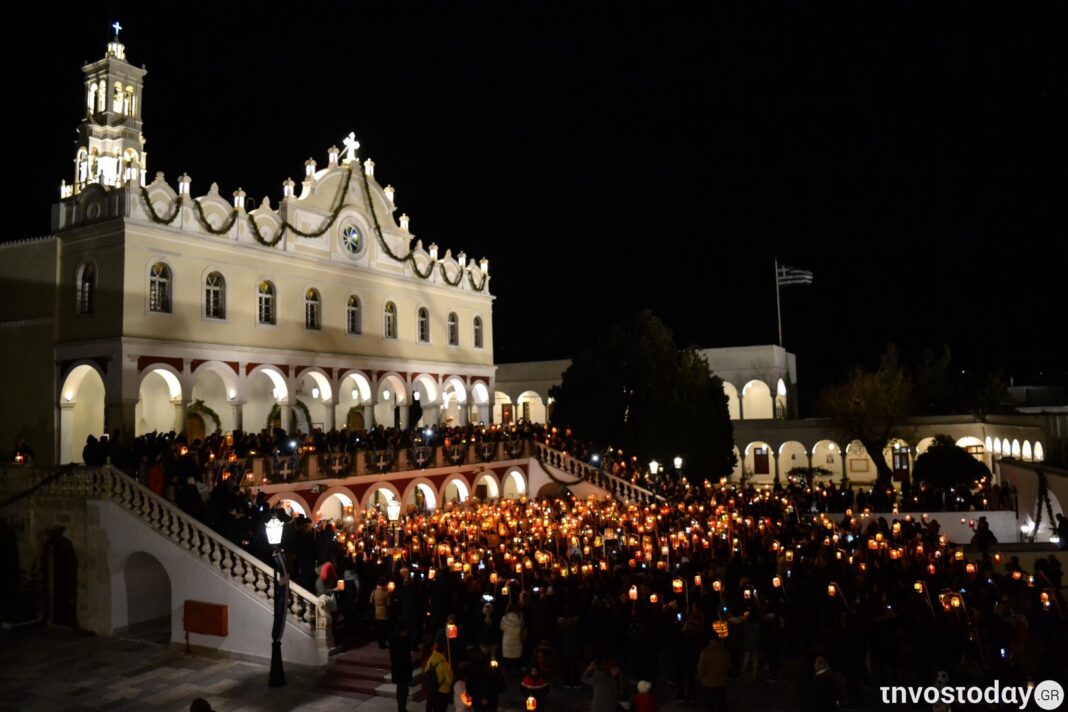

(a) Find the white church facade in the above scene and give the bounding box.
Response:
[0,37,496,466]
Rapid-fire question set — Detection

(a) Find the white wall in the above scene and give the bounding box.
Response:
[95,500,325,665]
[861,510,1018,545]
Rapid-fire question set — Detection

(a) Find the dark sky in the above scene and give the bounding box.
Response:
[16,3,1067,405]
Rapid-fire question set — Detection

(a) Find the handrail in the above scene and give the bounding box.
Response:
[533,443,661,504]
[90,466,329,639]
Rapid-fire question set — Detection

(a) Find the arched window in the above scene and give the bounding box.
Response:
[258,281,276,325]
[204,272,225,319]
[113,81,124,112]
[304,288,321,330]
[148,262,171,313]
[347,295,361,335]
[448,312,459,346]
[384,302,397,339]
[77,262,96,315]
[418,307,430,343]
[473,316,484,349]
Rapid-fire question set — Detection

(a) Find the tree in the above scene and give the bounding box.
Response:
[548,311,736,480]
[817,347,914,489]
[911,434,990,488]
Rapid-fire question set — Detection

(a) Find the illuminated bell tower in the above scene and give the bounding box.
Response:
[65,22,148,197]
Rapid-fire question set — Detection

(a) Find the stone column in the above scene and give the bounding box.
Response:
[59,402,77,464]
[398,405,409,430]
[459,403,470,426]
[106,399,138,446]
[362,404,374,429]
[738,396,745,420]
[322,400,335,432]
[279,402,293,434]
[173,398,190,435]
[230,401,245,433]
[476,404,491,424]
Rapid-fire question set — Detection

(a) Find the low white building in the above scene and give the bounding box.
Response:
[496,347,1052,485]
[1,37,496,466]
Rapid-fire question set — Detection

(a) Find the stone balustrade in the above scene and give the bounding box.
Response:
[19,465,329,643]
[533,443,660,504]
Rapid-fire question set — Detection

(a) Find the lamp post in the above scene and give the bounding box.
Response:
[265,516,288,687]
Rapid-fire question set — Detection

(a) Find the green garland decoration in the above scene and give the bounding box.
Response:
[359,166,487,292]
[142,170,352,248]
[140,187,183,225]
[191,197,240,235]
[439,262,463,286]
[187,399,223,436]
[141,167,485,291]
[293,399,313,432]
[265,400,315,432]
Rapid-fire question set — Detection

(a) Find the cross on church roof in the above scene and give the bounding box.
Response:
[112,21,122,40]
[342,132,360,163]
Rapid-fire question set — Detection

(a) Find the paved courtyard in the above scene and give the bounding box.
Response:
[0,624,802,712]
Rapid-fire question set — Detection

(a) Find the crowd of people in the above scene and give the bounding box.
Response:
[56,423,1068,710]
[270,484,1065,711]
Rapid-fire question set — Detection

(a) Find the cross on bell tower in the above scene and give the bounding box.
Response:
[65,24,148,197]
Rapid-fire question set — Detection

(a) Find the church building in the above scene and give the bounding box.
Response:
[0,35,496,466]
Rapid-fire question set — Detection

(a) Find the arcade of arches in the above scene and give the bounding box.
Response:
[267,467,529,524]
[57,358,494,464]
[735,434,1046,484]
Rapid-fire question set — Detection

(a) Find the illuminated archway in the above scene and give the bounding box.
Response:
[743,441,775,481]
[515,391,546,423]
[362,483,402,512]
[474,471,501,499]
[190,361,238,433]
[403,479,438,512]
[314,487,357,523]
[442,376,469,426]
[441,475,470,504]
[503,469,526,498]
[59,363,106,464]
[493,391,513,425]
[136,366,183,436]
[267,492,312,519]
[1034,442,1044,461]
[337,370,373,429]
[376,373,408,428]
[811,440,842,475]
[740,380,773,420]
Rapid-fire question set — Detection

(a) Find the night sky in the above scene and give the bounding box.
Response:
[16,3,1066,408]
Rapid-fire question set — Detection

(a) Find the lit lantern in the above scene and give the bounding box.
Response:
[516,563,523,574]
[950,596,961,609]
[965,563,976,575]
[1011,570,1023,581]
[914,581,924,594]
[827,583,838,597]
[713,620,729,639]
[490,572,498,584]
[649,593,659,604]
[336,580,345,591]
[743,589,752,600]
[867,539,879,551]
[629,586,638,601]
[599,560,608,571]
[387,581,395,592]
[784,550,794,562]
[446,623,458,639]
[889,548,902,560]
[772,575,782,589]
[490,659,499,669]
[712,579,723,592]
[954,551,964,562]
[1040,591,1051,610]
[916,544,924,555]
[673,578,684,593]
[428,568,436,580]
[694,575,702,587]
[526,696,538,710]
[501,585,510,596]
[927,564,936,575]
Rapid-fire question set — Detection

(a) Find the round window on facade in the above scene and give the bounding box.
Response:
[341,224,363,256]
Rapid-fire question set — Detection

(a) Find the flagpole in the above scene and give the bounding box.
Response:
[774,258,783,347]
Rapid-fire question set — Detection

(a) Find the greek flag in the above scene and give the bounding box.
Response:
[777,265,813,286]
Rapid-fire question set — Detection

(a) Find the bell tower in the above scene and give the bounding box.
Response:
[64,22,148,197]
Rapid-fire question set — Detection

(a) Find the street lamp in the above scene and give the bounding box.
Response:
[674,456,683,471]
[265,516,288,687]
[649,460,660,476]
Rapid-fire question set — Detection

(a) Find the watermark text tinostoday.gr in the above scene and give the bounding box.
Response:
[880,680,1063,710]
